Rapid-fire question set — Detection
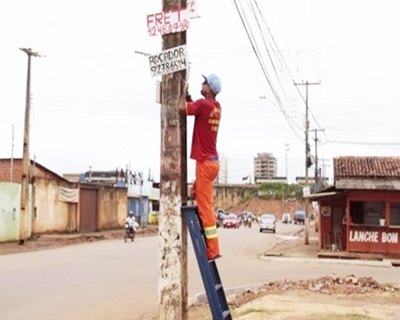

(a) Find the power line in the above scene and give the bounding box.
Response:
[232,0,304,141]
[325,140,400,146]
[302,0,320,80]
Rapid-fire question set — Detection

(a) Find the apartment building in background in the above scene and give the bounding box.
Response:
[217,154,228,184]
[254,152,277,183]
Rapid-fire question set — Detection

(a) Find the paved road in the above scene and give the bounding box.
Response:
[0,223,398,320]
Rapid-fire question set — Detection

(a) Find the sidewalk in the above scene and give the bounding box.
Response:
[264,222,320,258]
[0,225,159,256]
[264,223,400,267]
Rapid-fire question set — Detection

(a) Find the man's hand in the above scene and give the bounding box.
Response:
[181,78,188,93]
[191,181,197,200]
[179,78,191,114]
[181,78,192,102]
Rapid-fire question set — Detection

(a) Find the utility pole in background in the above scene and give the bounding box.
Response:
[320,158,330,184]
[294,80,320,245]
[11,124,15,182]
[313,128,324,192]
[19,48,40,245]
[158,0,188,319]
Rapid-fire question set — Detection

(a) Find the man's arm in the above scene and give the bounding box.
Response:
[178,92,188,115]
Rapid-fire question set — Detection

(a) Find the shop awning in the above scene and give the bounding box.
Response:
[303,191,341,199]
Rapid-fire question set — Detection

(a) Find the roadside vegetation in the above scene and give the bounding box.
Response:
[257,182,304,200]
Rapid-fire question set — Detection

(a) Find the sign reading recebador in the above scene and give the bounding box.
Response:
[148,45,187,77]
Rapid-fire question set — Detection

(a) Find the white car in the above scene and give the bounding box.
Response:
[259,214,276,233]
[282,212,292,224]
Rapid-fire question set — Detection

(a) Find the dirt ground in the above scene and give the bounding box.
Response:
[188,273,400,320]
[232,198,303,218]
[0,224,159,256]
[239,292,400,320]
[187,226,400,320]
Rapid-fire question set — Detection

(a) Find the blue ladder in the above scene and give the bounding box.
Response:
[182,205,232,320]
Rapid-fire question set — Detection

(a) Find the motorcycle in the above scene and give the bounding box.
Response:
[246,217,252,228]
[124,223,136,242]
[242,216,252,228]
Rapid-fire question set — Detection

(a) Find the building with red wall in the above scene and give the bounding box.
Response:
[307,156,400,258]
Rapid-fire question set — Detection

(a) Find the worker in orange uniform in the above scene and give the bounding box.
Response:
[179,74,222,260]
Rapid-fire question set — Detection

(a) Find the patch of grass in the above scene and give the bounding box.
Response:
[233,307,278,317]
[233,310,378,320]
[301,313,377,320]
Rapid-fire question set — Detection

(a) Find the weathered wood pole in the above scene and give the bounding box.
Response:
[158,0,188,319]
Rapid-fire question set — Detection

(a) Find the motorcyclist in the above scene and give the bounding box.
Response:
[246,215,252,228]
[125,212,139,234]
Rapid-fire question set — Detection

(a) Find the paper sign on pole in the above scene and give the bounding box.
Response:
[148,45,187,77]
[147,8,189,36]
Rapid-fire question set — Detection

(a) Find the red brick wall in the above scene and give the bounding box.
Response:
[0,159,23,183]
[0,159,63,183]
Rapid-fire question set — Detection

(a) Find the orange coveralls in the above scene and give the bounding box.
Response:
[194,160,220,259]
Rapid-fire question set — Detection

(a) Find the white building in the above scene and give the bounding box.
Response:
[254,152,277,183]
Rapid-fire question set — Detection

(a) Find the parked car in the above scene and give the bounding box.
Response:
[293,210,305,224]
[222,214,240,228]
[259,214,276,233]
[282,212,292,224]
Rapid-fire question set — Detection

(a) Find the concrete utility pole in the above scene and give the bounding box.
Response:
[313,129,324,192]
[19,48,40,245]
[158,0,188,319]
[11,124,15,182]
[294,80,320,245]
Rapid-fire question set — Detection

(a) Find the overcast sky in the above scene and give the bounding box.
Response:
[1,0,399,184]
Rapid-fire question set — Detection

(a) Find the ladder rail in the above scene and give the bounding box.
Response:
[182,205,232,320]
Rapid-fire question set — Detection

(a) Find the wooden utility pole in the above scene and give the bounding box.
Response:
[19,48,40,245]
[294,80,320,245]
[158,0,188,319]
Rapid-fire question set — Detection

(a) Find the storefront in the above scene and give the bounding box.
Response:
[308,156,400,258]
[312,189,400,257]
[344,190,400,255]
